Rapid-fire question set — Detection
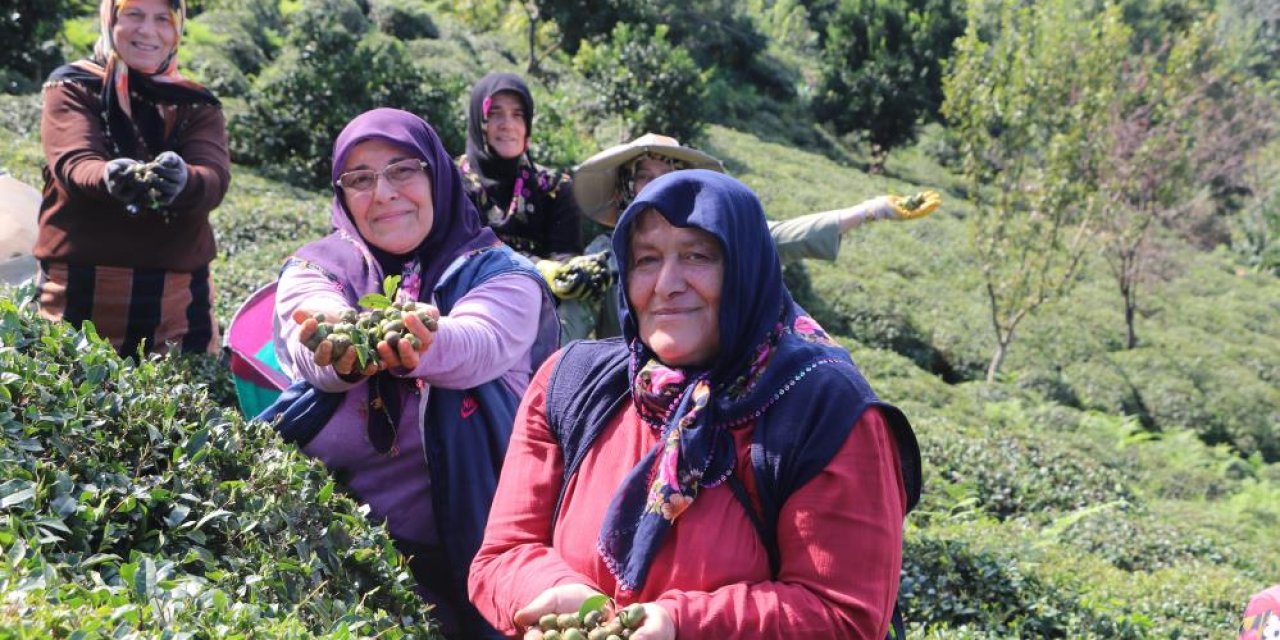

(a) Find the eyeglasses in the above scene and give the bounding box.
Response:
[335,158,429,192]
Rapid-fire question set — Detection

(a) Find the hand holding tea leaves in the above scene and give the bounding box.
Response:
[887,190,942,220]
[517,592,673,640]
[294,275,440,376]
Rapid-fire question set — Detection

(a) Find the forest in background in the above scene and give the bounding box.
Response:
[0,0,1278,637]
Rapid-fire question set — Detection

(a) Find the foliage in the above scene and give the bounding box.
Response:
[813,0,964,170]
[180,9,278,97]
[924,401,1138,520]
[943,0,1128,381]
[0,1,78,93]
[1216,0,1280,89]
[229,0,464,188]
[573,23,708,143]
[0,294,440,637]
[369,0,439,40]
[528,0,648,55]
[1233,138,1280,275]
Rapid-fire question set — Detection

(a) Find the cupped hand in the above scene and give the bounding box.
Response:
[514,583,604,630]
[293,308,379,378]
[889,190,942,220]
[627,602,676,640]
[375,306,439,370]
[103,158,144,203]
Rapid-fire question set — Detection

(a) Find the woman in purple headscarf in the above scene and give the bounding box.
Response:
[270,108,559,639]
[470,170,921,639]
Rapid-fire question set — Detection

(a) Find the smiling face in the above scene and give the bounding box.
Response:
[341,139,435,255]
[483,91,528,160]
[627,209,724,368]
[112,0,178,74]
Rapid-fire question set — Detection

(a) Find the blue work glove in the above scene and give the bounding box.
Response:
[151,151,189,205]
[103,158,144,203]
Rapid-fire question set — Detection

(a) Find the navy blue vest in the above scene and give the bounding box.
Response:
[544,338,921,639]
[260,246,554,639]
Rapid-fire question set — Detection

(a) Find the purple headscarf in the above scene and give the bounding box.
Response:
[324,108,498,296]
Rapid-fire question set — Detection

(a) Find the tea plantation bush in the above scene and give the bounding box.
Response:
[0,294,440,637]
[180,9,277,98]
[573,23,708,143]
[923,404,1138,520]
[369,0,438,40]
[229,0,464,188]
[901,522,1252,638]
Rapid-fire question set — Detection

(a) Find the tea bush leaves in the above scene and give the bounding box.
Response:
[0,295,440,638]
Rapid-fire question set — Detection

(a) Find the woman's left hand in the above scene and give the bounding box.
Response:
[375,305,439,370]
[627,603,676,640]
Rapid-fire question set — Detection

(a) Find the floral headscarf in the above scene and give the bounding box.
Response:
[464,72,534,205]
[598,169,855,592]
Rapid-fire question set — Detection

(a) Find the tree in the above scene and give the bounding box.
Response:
[528,0,648,56]
[573,23,708,143]
[229,0,463,188]
[1090,26,1274,348]
[0,0,80,93]
[944,0,1129,381]
[813,0,963,172]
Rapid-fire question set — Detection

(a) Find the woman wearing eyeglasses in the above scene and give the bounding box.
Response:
[270,108,559,639]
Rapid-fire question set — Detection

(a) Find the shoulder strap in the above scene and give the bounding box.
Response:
[545,338,631,525]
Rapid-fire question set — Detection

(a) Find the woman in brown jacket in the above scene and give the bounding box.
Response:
[36,0,229,356]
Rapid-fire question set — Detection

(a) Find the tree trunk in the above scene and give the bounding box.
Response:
[526,20,539,73]
[868,143,887,175]
[986,338,1009,383]
[525,3,540,74]
[1124,295,1137,349]
[1120,252,1139,349]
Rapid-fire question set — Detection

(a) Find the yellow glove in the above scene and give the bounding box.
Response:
[536,259,564,287]
[540,252,613,300]
[888,190,942,220]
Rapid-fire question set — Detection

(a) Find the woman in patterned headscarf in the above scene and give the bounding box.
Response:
[35,0,229,357]
[457,72,593,341]
[471,170,921,639]
[457,72,582,262]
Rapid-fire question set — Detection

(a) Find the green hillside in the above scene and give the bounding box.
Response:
[2,0,1278,637]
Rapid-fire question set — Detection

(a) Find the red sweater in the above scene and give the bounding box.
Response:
[470,353,908,639]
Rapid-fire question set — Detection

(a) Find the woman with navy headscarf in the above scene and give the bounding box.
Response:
[270,108,559,638]
[470,170,921,639]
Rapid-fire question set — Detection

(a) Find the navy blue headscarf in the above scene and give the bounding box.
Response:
[599,170,861,591]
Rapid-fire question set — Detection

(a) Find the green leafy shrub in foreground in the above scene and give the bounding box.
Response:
[0,294,439,637]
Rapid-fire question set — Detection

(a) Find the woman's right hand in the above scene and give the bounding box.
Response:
[293,309,380,378]
[514,583,603,632]
[103,158,143,203]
